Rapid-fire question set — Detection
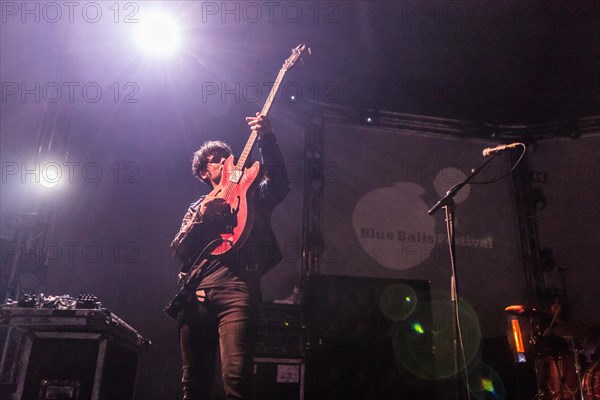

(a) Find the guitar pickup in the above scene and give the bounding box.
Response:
[229,170,243,184]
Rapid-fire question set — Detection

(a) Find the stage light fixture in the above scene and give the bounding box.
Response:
[39,166,60,189]
[135,12,182,56]
[359,109,380,126]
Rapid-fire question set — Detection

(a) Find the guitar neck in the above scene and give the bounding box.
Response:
[235,67,287,171]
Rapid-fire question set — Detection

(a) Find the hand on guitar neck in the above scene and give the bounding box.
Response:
[245,112,272,139]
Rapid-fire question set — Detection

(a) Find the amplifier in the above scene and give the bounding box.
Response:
[254,357,304,400]
[303,275,434,399]
[255,304,304,358]
[304,275,432,348]
[0,307,149,400]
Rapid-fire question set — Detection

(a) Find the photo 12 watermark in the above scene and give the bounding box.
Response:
[1,1,140,24]
[200,80,339,104]
[1,82,139,104]
[1,240,141,265]
[199,1,339,24]
[1,161,140,187]
[397,1,539,24]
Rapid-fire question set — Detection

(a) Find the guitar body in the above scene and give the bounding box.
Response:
[208,155,262,255]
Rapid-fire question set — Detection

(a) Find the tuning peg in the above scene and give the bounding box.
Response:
[299,47,311,65]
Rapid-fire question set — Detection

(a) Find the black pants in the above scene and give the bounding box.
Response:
[179,285,259,400]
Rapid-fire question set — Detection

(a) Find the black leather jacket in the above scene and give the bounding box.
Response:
[170,134,290,288]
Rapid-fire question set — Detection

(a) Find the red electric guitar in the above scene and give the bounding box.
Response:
[207,43,310,256]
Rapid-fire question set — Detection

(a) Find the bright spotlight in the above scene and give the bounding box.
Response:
[135,12,182,56]
[39,163,61,189]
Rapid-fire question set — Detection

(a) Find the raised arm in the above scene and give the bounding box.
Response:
[246,113,290,207]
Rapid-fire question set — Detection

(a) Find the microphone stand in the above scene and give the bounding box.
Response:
[428,153,500,400]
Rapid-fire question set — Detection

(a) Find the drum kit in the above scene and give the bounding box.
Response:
[505,305,600,400]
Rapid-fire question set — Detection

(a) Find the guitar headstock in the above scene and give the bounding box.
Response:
[282,43,311,71]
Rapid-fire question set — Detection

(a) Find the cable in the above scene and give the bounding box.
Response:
[471,142,527,184]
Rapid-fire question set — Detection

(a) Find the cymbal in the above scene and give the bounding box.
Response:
[552,321,592,339]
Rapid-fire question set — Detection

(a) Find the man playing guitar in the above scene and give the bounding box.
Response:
[170,113,289,399]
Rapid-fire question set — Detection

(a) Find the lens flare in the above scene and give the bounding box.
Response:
[412,322,424,334]
[466,363,505,400]
[481,378,495,393]
[379,283,418,321]
[393,290,481,380]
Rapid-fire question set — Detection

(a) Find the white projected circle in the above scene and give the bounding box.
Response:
[353,182,436,270]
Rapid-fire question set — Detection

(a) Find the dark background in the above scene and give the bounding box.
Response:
[1,1,599,399]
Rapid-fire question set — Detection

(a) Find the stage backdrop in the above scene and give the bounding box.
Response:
[529,134,600,323]
[319,119,526,338]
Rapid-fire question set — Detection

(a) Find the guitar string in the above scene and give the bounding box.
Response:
[217,89,272,242]
[211,50,301,246]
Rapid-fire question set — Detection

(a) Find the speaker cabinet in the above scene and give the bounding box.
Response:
[253,357,304,400]
[303,275,434,399]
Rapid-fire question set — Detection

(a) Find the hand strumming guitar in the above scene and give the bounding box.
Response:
[198,196,231,224]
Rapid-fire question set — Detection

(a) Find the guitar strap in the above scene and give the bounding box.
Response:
[164,237,224,319]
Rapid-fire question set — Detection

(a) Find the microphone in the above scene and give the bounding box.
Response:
[482,143,520,157]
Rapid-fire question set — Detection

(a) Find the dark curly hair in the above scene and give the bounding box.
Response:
[191,141,232,185]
